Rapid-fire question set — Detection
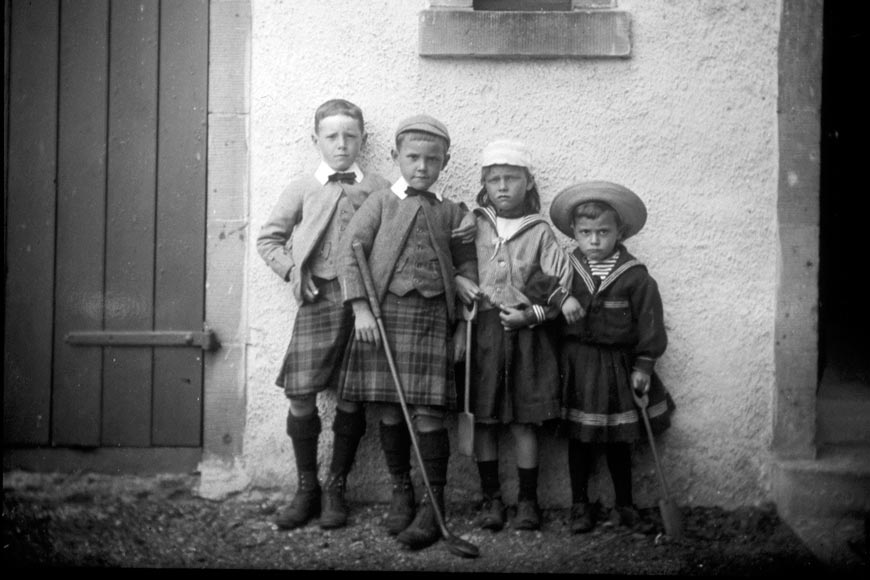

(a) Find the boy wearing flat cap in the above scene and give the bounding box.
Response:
[549,181,675,536]
[338,114,478,550]
[257,99,391,532]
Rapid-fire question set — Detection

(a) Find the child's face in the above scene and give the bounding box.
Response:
[391,136,449,192]
[311,114,366,172]
[483,165,532,218]
[572,212,621,261]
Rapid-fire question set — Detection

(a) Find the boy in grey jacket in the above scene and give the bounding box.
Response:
[257,99,390,531]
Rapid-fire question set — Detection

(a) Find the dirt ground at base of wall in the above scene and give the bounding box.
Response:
[2,471,866,576]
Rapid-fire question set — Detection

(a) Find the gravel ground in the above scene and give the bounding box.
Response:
[1,470,863,575]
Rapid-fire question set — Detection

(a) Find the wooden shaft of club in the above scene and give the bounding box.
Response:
[352,241,452,537]
[464,318,471,413]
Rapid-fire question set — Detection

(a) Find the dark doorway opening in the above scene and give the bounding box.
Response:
[817,1,870,444]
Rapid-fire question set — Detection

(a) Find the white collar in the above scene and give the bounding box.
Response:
[314,161,363,185]
[390,176,443,201]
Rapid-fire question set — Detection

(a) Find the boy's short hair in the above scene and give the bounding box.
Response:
[394,114,451,152]
[572,201,625,232]
[314,99,365,133]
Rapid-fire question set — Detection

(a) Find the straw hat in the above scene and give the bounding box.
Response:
[549,181,647,240]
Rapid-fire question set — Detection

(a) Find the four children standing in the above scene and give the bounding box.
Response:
[259,102,675,549]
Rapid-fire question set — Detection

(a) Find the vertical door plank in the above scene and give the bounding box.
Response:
[4,0,59,445]
[103,0,159,446]
[152,0,208,446]
[52,0,110,446]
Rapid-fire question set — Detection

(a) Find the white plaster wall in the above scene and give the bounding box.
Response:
[246,0,780,509]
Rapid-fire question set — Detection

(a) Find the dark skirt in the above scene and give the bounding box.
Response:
[340,291,456,409]
[275,278,354,398]
[560,339,674,442]
[470,308,561,425]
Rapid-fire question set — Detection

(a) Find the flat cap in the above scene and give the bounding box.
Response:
[395,114,451,147]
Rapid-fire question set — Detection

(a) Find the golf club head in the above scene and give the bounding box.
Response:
[444,536,480,559]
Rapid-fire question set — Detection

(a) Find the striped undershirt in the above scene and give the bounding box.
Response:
[587,250,620,278]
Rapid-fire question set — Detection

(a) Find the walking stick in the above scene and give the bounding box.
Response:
[352,242,480,559]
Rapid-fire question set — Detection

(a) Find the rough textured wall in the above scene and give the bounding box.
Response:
[247,0,780,509]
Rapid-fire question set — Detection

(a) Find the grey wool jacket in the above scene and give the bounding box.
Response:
[256,172,390,305]
[338,187,478,324]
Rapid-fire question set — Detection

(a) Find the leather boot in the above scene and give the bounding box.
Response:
[479,493,506,531]
[385,472,416,535]
[275,470,321,530]
[319,473,349,530]
[397,486,443,550]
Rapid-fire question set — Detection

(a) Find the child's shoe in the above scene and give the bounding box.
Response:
[275,471,321,530]
[397,486,443,550]
[570,502,595,534]
[610,504,655,534]
[610,504,639,528]
[513,499,542,531]
[478,494,506,531]
[385,472,416,535]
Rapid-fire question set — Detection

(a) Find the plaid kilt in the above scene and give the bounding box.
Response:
[559,339,675,443]
[470,308,561,425]
[275,278,354,397]
[339,291,456,409]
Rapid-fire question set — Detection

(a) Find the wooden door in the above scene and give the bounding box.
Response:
[4,0,211,456]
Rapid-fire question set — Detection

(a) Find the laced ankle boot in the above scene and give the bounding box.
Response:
[397,485,444,550]
[277,412,322,530]
[385,471,416,535]
[397,429,449,550]
[319,408,366,530]
[319,473,348,529]
[276,470,321,529]
[380,421,415,535]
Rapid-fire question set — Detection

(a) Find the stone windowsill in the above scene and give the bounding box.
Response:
[418,8,631,58]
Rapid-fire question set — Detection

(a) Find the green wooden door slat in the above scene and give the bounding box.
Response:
[52,0,110,447]
[4,0,59,445]
[102,0,160,447]
[152,0,208,446]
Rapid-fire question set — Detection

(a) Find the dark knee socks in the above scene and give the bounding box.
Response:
[286,411,321,473]
[569,440,597,504]
[379,421,412,477]
[418,429,450,488]
[517,466,539,503]
[329,408,366,476]
[606,442,633,506]
[570,441,632,506]
[477,460,501,498]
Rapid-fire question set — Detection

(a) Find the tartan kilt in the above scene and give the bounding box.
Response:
[339,291,456,409]
[470,308,561,425]
[275,278,354,398]
[559,339,675,443]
